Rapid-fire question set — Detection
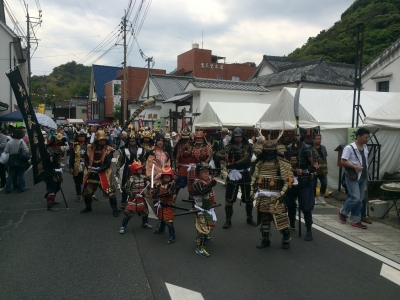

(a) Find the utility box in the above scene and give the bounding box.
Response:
[368,200,389,218]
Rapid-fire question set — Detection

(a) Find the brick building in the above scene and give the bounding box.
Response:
[175,44,256,81]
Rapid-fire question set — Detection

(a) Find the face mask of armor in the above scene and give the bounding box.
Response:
[262,150,277,160]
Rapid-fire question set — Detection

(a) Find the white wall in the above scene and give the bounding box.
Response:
[257,62,275,76]
[362,51,400,92]
[187,87,270,114]
[0,26,28,116]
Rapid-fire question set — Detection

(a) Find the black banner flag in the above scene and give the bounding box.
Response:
[6,66,53,184]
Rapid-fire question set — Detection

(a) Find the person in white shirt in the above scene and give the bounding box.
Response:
[338,127,370,229]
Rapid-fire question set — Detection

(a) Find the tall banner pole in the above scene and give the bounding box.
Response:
[6,66,53,184]
[294,84,302,237]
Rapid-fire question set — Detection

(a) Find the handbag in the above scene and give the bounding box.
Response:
[345,167,358,180]
[0,152,9,164]
[344,145,362,180]
[19,141,31,161]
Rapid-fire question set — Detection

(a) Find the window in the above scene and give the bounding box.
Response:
[232,76,240,81]
[378,81,389,92]
[217,75,223,80]
[82,109,86,113]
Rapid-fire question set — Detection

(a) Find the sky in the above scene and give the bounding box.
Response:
[5,0,356,76]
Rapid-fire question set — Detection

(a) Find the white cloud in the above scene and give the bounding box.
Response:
[4,0,355,75]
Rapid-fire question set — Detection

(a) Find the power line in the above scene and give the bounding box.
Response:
[74,0,100,35]
[84,0,107,32]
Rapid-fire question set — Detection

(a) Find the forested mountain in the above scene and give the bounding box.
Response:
[289,0,400,65]
[30,61,91,107]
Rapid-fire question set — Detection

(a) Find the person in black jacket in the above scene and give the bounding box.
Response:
[284,128,318,241]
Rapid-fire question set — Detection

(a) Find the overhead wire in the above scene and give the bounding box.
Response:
[84,0,108,33]
[74,0,100,35]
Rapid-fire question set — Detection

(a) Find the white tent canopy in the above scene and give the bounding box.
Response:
[364,92,400,130]
[194,102,270,129]
[258,88,400,190]
[259,88,397,130]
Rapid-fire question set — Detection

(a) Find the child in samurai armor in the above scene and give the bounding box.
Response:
[119,161,153,234]
[80,130,119,217]
[69,130,88,202]
[193,163,218,257]
[173,129,194,199]
[250,126,292,249]
[45,134,66,211]
[151,166,176,244]
[188,130,213,199]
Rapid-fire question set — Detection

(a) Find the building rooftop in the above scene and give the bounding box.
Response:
[189,78,269,92]
[250,55,355,87]
[148,74,193,101]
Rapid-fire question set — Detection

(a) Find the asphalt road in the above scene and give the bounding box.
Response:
[1,157,400,300]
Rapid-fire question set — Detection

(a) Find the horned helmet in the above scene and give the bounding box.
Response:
[255,122,285,158]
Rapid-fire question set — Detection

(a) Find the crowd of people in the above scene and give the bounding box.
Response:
[0,122,372,257]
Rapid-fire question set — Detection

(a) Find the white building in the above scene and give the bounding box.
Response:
[136,74,269,131]
[362,37,400,93]
[0,18,29,116]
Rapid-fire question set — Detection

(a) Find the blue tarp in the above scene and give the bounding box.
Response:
[86,119,101,124]
[0,110,23,122]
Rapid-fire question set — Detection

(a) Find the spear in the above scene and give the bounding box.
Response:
[294,84,302,237]
[123,97,154,129]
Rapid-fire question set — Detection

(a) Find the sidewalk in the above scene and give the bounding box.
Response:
[313,197,400,264]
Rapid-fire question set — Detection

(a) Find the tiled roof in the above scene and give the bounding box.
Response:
[150,74,193,100]
[92,65,122,101]
[189,78,269,92]
[264,55,318,71]
[251,56,354,87]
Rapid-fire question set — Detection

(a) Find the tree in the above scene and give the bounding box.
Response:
[113,104,121,122]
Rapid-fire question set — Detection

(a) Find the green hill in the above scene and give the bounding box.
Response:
[30,61,91,108]
[288,0,400,65]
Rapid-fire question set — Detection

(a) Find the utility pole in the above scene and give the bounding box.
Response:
[42,75,46,111]
[123,10,128,125]
[146,57,153,99]
[26,5,31,93]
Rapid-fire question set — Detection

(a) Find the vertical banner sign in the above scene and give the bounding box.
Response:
[38,104,45,114]
[155,118,162,129]
[138,118,144,128]
[6,67,53,184]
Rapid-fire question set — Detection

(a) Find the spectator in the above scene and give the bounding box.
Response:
[0,128,8,188]
[5,127,12,141]
[171,131,179,149]
[164,133,173,159]
[4,129,30,194]
[338,127,370,229]
[312,134,328,205]
[19,126,30,149]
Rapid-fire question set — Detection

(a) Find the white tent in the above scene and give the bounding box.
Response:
[259,88,396,130]
[364,92,400,130]
[194,102,270,129]
[259,88,400,190]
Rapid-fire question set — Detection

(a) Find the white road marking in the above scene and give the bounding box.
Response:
[311,222,400,281]
[165,283,204,300]
[380,264,400,286]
